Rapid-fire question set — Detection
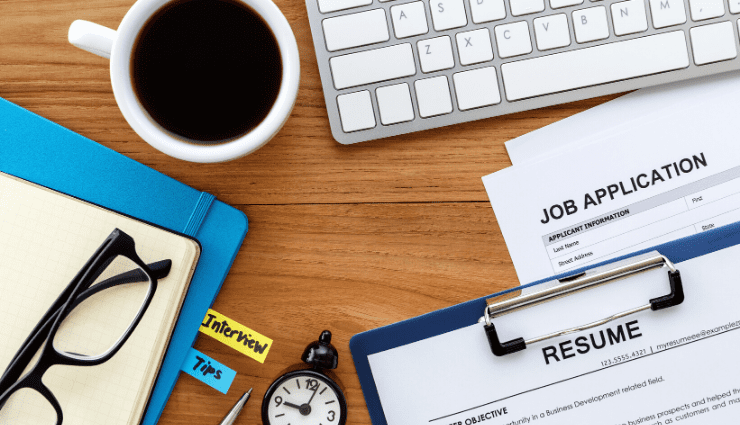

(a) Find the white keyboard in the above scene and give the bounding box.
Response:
[305,0,740,144]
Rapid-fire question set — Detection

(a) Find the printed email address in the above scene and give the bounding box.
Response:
[656,320,740,350]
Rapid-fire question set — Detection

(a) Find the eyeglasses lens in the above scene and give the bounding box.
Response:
[52,255,152,359]
[0,387,57,424]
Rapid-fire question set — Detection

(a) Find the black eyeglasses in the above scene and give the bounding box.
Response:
[0,229,171,425]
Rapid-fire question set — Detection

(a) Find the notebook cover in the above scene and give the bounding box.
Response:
[0,98,248,425]
[349,221,740,425]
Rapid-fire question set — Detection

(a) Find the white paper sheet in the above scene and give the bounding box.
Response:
[369,246,740,425]
[482,81,740,283]
[504,72,740,165]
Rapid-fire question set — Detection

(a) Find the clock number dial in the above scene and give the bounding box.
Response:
[306,379,319,390]
[266,373,344,425]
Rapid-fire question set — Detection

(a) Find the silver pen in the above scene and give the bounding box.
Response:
[219,388,252,425]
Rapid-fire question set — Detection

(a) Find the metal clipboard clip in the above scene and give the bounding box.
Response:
[481,251,685,357]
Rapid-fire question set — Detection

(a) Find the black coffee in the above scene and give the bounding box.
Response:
[132,0,283,143]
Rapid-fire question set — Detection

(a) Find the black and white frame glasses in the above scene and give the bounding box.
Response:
[0,228,172,424]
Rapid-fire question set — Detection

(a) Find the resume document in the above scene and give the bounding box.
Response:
[368,246,740,425]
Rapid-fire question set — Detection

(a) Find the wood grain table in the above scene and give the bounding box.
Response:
[0,0,623,423]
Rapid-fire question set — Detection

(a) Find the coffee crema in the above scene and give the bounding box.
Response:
[131,0,283,143]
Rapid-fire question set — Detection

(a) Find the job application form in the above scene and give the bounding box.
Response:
[482,92,740,283]
[368,246,740,425]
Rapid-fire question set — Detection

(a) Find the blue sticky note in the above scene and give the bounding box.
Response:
[182,348,236,394]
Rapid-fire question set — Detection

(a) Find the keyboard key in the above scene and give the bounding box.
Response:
[649,0,687,28]
[391,2,429,39]
[611,0,648,35]
[494,21,533,58]
[732,0,740,13]
[456,28,494,65]
[453,67,501,110]
[418,36,455,72]
[690,22,737,65]
[430,0,468,31]
[337,91,376,132]
[469,0,507,23]
[502,31,689,100]
[534,14,571,50]
[330,44,416,89]
[376,83,415,124]
[415,76,453,117]
[689,0,725,20]
[510,0,545,16]
[550,0,583,9]
[318,0,372,13]
[323,9,390,52]
[573,6,609,43]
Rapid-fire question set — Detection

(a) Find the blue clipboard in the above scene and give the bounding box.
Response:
[349,222,740,425]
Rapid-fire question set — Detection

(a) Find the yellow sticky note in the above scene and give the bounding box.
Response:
[199,309,273,363]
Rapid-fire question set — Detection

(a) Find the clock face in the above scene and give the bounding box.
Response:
[263,370,346,425]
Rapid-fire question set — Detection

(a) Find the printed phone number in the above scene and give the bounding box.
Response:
[600,349,647,367]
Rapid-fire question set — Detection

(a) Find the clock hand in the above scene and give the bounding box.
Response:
[283,400,312,416]
[283,401,302,410]
[307,385,319,406]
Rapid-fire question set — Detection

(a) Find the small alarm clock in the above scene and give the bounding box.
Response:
[262,331,347,425]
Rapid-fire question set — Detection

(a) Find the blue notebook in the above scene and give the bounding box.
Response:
[350,222,740,425]
[0,98,248,425]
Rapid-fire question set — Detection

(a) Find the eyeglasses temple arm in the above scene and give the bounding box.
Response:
[69,259,172,306]
[0,259,172,394]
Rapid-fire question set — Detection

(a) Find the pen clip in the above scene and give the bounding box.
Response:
[481,251,684,357]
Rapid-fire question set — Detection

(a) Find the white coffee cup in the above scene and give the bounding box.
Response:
[69,0,299,163]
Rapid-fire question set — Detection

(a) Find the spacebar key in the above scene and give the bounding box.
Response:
[330,44,416,90]
[502,31,690,101]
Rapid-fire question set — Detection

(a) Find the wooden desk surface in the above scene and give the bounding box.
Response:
[2,0,622,423]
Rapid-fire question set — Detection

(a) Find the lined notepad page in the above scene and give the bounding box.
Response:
[0,172,200,425]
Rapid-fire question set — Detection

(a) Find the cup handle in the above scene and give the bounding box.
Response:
[68,20,117,59]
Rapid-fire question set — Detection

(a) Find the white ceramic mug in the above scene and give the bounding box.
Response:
[68,0,299,163]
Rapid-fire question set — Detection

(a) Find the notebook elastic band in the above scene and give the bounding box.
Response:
[183,192,216,236]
